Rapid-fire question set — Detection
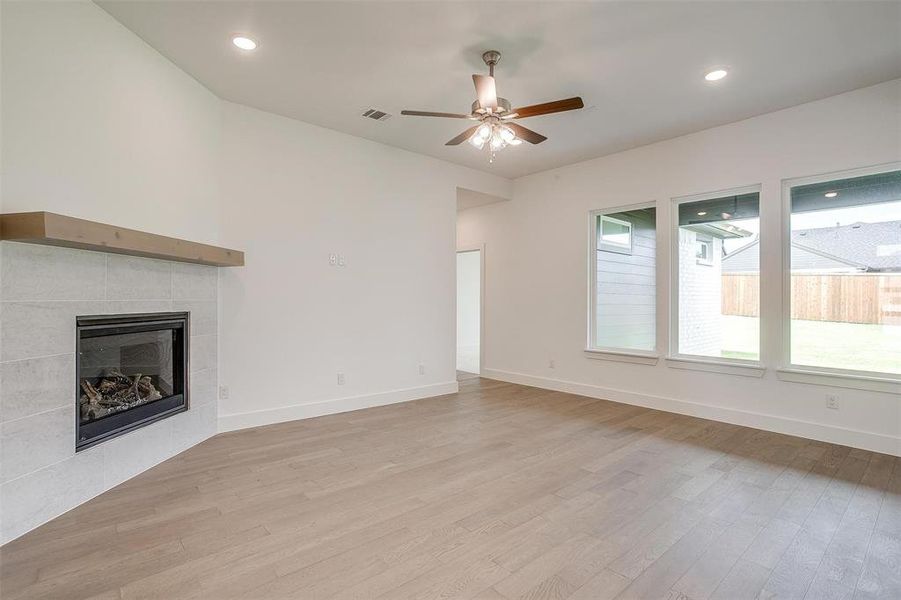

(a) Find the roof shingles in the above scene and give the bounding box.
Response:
[792,220,901,271]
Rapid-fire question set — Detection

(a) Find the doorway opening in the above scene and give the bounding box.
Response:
[456,249,481,378]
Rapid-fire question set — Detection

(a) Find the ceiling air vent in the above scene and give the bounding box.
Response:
[361,108,392,122]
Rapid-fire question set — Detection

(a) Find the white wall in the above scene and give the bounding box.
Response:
[1,1,513,438]
[456,250,480,373]
[0,1,511,541]
[216,103,509,430]
[458,80,901,456]
[0,1,222,544]
[1,1,222,244]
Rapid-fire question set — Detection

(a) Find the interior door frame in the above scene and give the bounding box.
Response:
[456,245,485,376]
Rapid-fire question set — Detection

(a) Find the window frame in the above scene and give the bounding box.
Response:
[587,202,659,360]
[780,162,901,388]
[669,184,763,369]
[695,238,714,266]
[598,214,634,255]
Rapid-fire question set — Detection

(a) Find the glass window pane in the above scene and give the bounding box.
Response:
[677,193,760,360]
[789,170,901,375]
[79,330,174,423]
[593,207,656,351]
[601,217,632,249]
[696,240,713,265]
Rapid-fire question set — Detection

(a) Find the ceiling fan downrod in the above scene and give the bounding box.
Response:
[482,50,501,77]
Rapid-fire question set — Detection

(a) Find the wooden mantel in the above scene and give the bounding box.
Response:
[0,212,244,267]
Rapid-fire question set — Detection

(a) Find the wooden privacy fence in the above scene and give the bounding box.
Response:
[722,274,901,324]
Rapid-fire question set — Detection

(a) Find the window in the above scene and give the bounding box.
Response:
[787,167,901,376]
[695,239,713,265]
[590,206,656,352]
[598,215,633,254]
[674,189,760,361]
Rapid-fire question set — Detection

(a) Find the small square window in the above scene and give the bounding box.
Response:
[695,239,713,265]
[598,215,633,254]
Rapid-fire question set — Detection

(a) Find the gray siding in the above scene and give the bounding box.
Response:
[720,242,759,273]
[595,209,656,350]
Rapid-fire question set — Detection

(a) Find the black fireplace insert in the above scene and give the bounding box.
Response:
[76,312,189,451]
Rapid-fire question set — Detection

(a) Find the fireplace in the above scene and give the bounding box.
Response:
[76,312,189,451]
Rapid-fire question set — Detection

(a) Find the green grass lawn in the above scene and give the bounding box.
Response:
[721,316,901,374]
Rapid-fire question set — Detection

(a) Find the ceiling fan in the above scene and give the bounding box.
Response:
[401,50,584,159]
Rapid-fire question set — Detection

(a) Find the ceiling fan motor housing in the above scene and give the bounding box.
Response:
[472,97,511,116]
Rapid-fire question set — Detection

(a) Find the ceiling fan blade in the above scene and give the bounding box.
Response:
[511,97,584,119]
[446,125,480,146]
[472,74,498,110]
[400,110,473,119]
[506,122,547,144]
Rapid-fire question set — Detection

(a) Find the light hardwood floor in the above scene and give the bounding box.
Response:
[2,377,899,599]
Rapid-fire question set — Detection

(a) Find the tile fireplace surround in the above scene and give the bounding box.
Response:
[0,242,218,544]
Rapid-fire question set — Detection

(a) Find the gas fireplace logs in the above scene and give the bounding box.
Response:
[80,371,163,420]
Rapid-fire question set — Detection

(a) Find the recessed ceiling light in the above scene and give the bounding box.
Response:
[824,191,838,198]
[704,69,728,82]
[231,35,258,51]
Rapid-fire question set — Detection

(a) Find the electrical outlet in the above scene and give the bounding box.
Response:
[338,254,346,267]
[337,372,345,385]
[549,359,555,369]
[218,386,229,400]
[418,363,425,375]
[826,394,839,410]
[329,253,337,266]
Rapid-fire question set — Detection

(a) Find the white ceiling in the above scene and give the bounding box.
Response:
[98,1,901,179]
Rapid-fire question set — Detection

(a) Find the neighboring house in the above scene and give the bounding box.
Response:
[722,220,901,327]
[666,218,754,357]
[597,212,755,357]
[677,227,732,357]
[723,220,901,274]
[595,208,656,350]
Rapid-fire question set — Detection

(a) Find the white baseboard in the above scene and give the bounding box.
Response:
[217,381,459,433]
[482,368,900,457]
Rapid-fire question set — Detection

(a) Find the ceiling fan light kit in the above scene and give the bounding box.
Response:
[401,50,584,162]
[467,117,520,159]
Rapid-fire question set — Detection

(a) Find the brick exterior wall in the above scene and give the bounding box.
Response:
[678,229,723,357]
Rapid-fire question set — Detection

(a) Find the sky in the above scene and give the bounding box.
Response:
[791,200,901,230]
[716,200,901,255]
